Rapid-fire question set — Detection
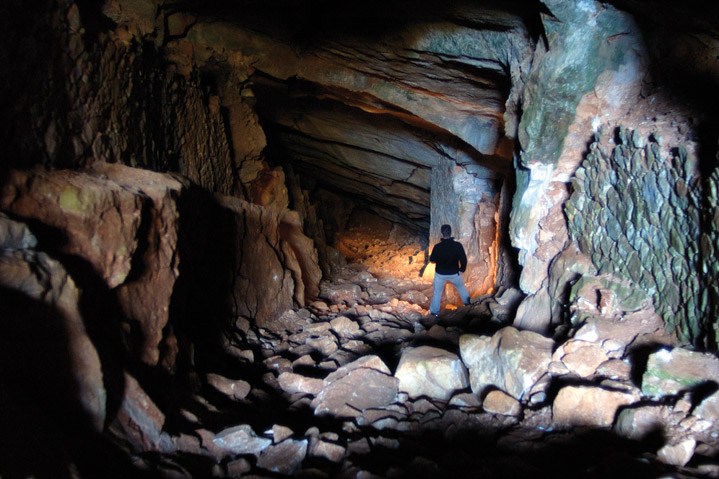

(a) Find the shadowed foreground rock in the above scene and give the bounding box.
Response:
[3,185,719,477]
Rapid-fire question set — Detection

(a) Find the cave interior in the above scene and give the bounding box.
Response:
[1,0,719,477]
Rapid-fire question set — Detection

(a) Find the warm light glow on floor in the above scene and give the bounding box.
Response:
[334,213,432,286]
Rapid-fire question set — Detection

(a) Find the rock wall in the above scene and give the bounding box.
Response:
[508,0,719,345]
[704,167,719,347]
[0,0,276,199]
[429,158,507,300]
[565,129,707,345]
[510,1,646,313]
[0,164,321,458]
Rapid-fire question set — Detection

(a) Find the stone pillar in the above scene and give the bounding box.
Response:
[430,157,457,246]
[509,0,648,334]
[430,157,502,305]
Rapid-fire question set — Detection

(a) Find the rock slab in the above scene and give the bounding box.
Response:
[312,356,398,418]
[552,385,638,428]
[460,327,553,401]
[394,346,468,401]
[642,347,719,399]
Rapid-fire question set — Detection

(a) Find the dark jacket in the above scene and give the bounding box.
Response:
[429,237,467,275]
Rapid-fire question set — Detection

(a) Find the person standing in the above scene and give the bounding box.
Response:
[428,224,471,316]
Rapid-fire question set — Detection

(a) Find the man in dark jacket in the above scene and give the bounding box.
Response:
[428,224,470,316]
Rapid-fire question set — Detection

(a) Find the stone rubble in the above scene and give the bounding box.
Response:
[118,261,718,478]
[2,172,719,478]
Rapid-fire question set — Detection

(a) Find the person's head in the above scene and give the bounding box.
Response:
[440,224,452,238]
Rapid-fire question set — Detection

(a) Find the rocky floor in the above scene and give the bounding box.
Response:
[4,209,717,479]
[122,258,719,479]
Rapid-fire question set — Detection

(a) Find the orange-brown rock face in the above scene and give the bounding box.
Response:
[1,164,184,366]
[0,164,321,369]
[218,195,321,332]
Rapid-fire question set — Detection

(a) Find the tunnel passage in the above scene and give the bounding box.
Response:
[4,0,719,478]
[152,0,530,300]
[250,67,517,301]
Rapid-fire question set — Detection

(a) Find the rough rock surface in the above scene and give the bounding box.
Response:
[0,244,106,430]
[483,390,522,417]
[3,1,719,478]
[642,347,719,399]
[1,164,184,366]
[460,327,553,402]
[552,385,640,428]
[312,356,399,418]
[213,425,272,456]
[256,439,308,475]
[110,372,172,453]
[566,129,705,344]
[3,211,718,477]
[614,404,673,441]
[394,346,469,401]
[218,195,319,331]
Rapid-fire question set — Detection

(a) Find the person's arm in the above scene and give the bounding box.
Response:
[458,243,467,272]
[429,244,437,263]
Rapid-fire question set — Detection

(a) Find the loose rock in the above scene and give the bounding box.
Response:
[394,346,469,401]
[553,385,639,428]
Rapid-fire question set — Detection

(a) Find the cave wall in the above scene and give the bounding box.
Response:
[509,0,719,345]
[2,0,718,375]
[0,1,325,460]
[431,159,502,297]
[140,0,533,296]
[2,1,233,193]
[2,2,719,473]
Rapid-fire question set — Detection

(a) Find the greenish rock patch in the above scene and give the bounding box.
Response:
[566,128,707,345]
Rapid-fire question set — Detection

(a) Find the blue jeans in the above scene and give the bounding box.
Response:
[430,272,470,314]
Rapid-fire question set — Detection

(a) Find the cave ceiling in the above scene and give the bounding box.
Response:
[117,0,541,228]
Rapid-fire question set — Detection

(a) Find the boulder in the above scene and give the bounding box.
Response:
[552,385,639,428]
[694,390,719,422]
[1,164,184,366]
[111,372,172,453]
[1,167,149,289]
[366,284,396,305]
[226,458,252,477]
[312,356,398,418]
[483,390,522,417]
[308,438,346,463]
[257,439,308,475]
[329,316,362,339]
[307,335,339,356]
[553,339,609,378]
[213,425,272,456]
[0,212,37,250]
[206,373,251,400]
[657,438,697,467]
[448,393,483,409]
[614,404,671,440]
[642,347,719,399]
[320,282,363,306]
[0,248,106,431]
[573,310,669,358]
[269,425,294,444]
[512,287,552,334]
[277,372,324,396]
[595,359,632,381]
[218,196,298,332]
[460,327,554,401]
[394,346,469,401]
